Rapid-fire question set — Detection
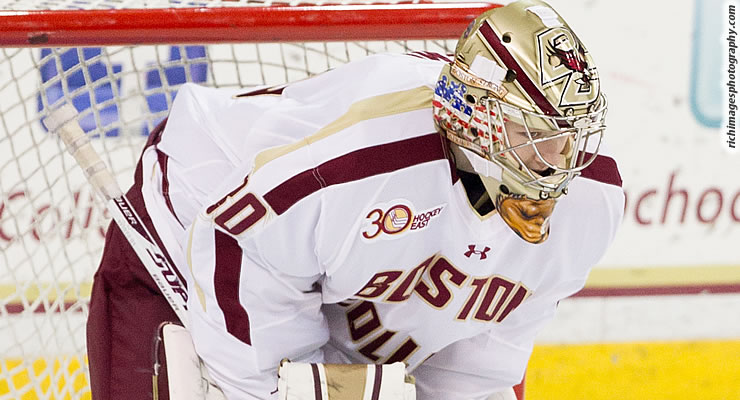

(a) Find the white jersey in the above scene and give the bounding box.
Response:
[139,53,624,400]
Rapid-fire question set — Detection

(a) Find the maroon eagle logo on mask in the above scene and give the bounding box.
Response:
[547,32,593,88]
[548,33,591,80]
[536,27,600,107]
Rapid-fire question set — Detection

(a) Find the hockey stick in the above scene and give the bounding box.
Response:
[45,104,189,328]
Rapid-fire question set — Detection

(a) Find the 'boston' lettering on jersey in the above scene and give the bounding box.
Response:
[353,255,532,324]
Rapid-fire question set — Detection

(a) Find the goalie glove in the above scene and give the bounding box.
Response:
[277,360,416,400]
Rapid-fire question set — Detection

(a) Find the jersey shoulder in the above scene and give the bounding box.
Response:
[197,53,454,245]
[577,147,623,190]
[282,52,450,104]
[549,146,624,270]
[234,53,452,202]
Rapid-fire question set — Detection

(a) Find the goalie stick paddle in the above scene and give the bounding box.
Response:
[45,104,189,328]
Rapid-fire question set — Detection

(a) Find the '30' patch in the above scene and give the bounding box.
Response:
[361,200,445,241]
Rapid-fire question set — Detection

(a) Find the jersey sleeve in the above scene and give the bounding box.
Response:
[184,170,330,399]
[166,53,448,398]
[155,83,329,399]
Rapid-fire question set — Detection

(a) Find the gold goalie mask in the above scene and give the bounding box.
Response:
[433,0,608,244]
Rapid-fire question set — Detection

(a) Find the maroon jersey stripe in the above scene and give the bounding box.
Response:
[263,168,322,216]
[311,363,322,400]
[206,176,249,215]
[214,230,252,345]
[579,153,622,187]
[156,150,185,228]
[145,117,168,147]
[406,51,453,63]
[235,85,287,98]
[263,133,453,215]
[478,21,562,120]
[370,364,383,400]
[127,118,188,290]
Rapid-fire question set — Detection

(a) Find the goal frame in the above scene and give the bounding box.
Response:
[0,3,497,47]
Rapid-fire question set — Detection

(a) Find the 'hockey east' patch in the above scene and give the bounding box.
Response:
[360,200,445,241]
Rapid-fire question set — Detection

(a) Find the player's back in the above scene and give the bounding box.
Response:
[152,52,450,229]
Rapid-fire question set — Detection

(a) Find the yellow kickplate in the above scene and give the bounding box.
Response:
[4,342,740,400]
[526,340,740,400]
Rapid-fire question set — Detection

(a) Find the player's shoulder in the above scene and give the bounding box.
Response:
[546,146,624,267]
[243,53,452,191]
[575,146,623,191]
[171,82,243,111]
[362,51,453,78]
[283,52,449,102]
[328,51,451,82]
[199,53,454,229]
[246,131,452,218]
[563,145,624,208]
[565,143,624,214]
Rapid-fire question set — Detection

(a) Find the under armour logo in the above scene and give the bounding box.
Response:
[464,245,491,260]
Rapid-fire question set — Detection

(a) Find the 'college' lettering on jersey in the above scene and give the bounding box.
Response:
[354,255,532,324]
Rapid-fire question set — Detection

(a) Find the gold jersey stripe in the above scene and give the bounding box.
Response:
[186,220,208,311]
[252,86,434,174]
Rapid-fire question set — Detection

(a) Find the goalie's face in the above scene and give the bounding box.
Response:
[492,97,607,195]
[503,119,569,175]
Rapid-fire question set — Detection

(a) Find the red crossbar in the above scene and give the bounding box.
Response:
[0,3,500,47]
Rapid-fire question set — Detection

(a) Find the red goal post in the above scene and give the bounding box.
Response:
[0,3,495,46]
[0,2,520,400]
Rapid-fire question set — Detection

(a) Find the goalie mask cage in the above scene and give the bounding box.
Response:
[0,1,497,398]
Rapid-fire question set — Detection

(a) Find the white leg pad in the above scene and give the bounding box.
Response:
[163,324,227,400]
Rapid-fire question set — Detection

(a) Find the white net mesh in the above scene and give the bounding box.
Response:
[0,1,462,398]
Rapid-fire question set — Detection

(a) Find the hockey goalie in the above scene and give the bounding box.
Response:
[82,1,624,399]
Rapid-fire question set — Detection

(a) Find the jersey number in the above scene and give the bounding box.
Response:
[343,301,420,364]
[206,177,267,235]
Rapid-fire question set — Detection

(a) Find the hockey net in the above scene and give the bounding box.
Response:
[0,1,496,398]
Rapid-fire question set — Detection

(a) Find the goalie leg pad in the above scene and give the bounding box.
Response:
[278,360,416,400]
[158,323,227,400]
